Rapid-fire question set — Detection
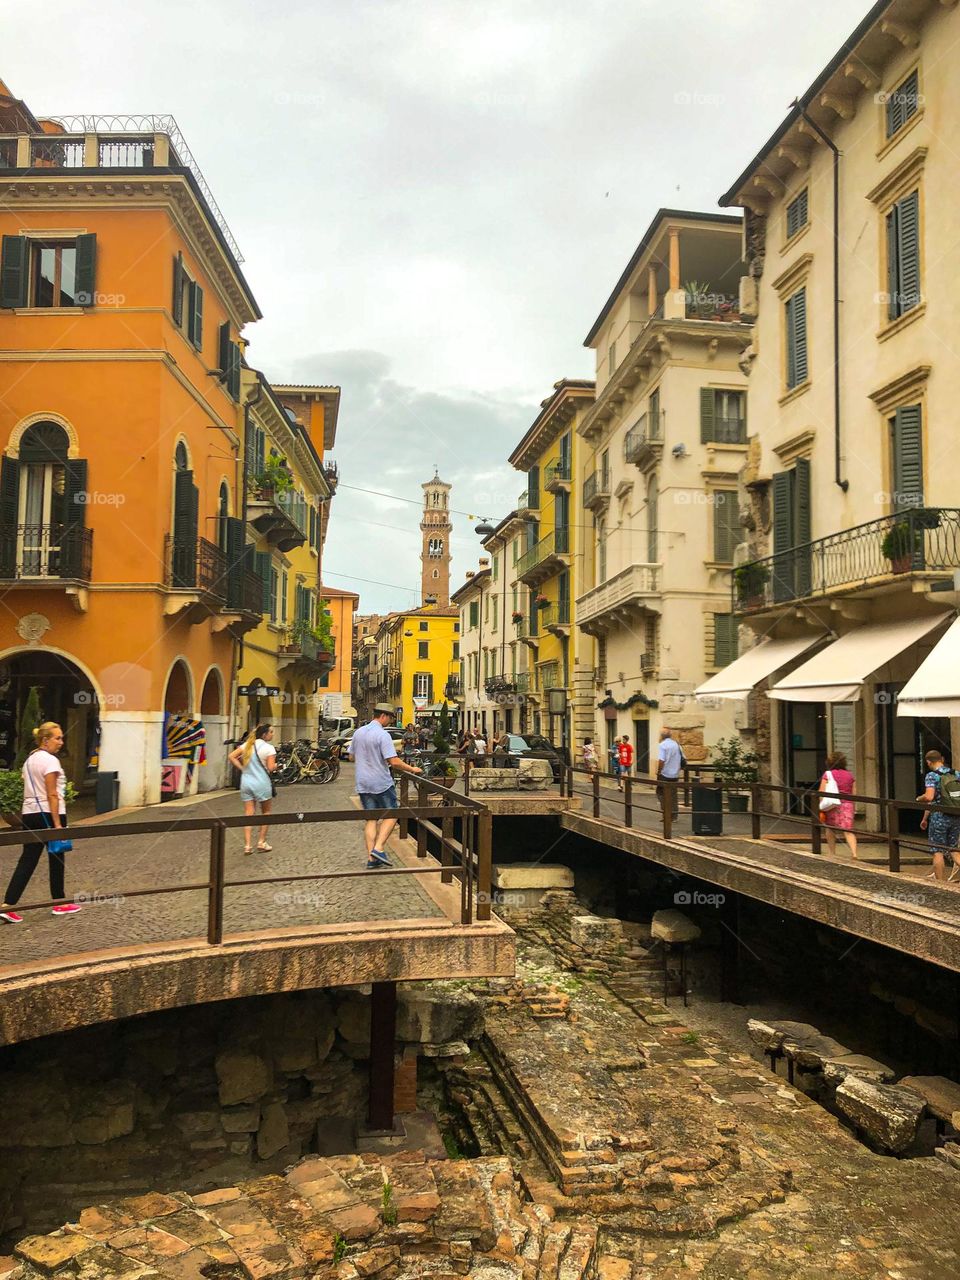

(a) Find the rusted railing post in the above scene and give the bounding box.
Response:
[661,782,674,840]
[888,800,901,873]
[624,775,633,828]
[476,809,493,922]
[416,811,428,858]
[207,821,226,945]
[398,774,410,840]
[683,765,691,808]
[441,813,453,884]
[751,783,762,840]
[464,759,471,797]
[810,792,822,855]
[592,771,601,818]
[559,765,566,798]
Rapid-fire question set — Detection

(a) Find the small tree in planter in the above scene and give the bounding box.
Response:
[430,702,458,788]
[15,685,43,768]
[734,562,770,608]
[881,521,915,574]
[711,736,761,812]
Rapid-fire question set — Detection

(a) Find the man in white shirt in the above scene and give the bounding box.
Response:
[349,704,422,868]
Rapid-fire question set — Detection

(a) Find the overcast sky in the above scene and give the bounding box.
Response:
[7,0,870,613]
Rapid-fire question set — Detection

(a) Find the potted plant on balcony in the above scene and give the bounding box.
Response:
[711,736,760,813]
[255,457,293,500]
[881,521,914,574]
[535,594,550,609]
[683,280,715,319]
[511,611,524,624]
[733,561,769,608]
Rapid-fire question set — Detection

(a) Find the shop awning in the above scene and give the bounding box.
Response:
[768,614,950,703]
[694,634,827,701]
[897,616,960,717]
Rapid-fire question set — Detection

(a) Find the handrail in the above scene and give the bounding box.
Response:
[0,794,491,941]
[562,765,948,875]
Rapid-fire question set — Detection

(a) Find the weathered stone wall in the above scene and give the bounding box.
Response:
[0,984,482,1248]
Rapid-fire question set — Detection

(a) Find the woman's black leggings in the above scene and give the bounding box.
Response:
[3,812,67,905]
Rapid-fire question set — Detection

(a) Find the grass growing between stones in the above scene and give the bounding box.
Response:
[381,1180,397,1226]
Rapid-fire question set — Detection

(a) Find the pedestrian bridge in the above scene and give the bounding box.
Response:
[0,777,514,1046]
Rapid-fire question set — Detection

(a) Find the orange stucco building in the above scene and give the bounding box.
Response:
[0,84,261,804]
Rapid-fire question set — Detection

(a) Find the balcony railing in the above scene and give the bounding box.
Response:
[517,527,570,579]
[734,507,960,613]
[576,562,661,631]
[515,615,538,640]
[231,570,264,617]
[2,118,243,263]
[582,470,610,510]
[624,411,662,466]
[484,675,517,697]
[544,459,571,490]
[540,600,570,630]
[445,677,463,698]
[324,460,339,489]
[166,535,227,594]
[537,661,561,691]
[279,621,335,669]
[515,672,531,694]
[0,524,93,582]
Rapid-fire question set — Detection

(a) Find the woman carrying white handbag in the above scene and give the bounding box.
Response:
[818,751,857,860]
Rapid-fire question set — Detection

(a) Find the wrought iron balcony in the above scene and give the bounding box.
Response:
[540,600,570,632]
[582,470,610,511]
[323,460,339,489]
[230,570,264,617]
[517,527,570,583]
[166,535,227,595]
[734,508,960,613]
[444,676,463,699]
[484,675,517,697]
[515,615,539,642]
[537,661,561,691]
[543,459,571,492]
[624,411,663,468]
[518,485,540,513]
[0,524,93,582]
[514,672,531,694]
[279,621,335,672]
[706,415,747,445]
[1,117,243,262]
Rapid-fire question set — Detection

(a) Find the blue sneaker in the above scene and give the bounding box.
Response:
[370,849,390,866]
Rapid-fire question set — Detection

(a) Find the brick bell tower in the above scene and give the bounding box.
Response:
[420,470,452,606]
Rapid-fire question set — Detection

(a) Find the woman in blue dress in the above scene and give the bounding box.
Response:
[917,749,960,883]
[228,724,277,855]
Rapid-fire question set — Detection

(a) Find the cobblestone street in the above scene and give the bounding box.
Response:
[0,777,441,969]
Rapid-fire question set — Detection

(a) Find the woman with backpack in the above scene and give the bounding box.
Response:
[918,750,960,883]
[817,751,857,860]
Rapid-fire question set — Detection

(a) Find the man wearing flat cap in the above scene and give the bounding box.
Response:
[348,704,422,869]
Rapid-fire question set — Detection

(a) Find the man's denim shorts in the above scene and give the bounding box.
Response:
[359,786,398,811]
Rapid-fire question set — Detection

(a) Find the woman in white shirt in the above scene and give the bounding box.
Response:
[1,722,78,923]
[228,724,277,854]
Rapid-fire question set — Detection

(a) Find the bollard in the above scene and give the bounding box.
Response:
[888,801,901,873]
[624,775,633,828]
[207,822,226,945]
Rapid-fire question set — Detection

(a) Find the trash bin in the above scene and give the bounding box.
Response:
[691,782,723,836]
[95,770,120,814]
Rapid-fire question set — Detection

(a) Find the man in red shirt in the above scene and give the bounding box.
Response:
[616,735,634,792]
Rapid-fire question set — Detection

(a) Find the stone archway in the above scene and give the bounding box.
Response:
[199,666,228,793]
[0,647,99,788]
[164,659,193,716]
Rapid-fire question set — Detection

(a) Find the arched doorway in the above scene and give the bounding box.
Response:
[199,666,228,793]
[164,659,193,716]
[200,667,223,716]
[0,648,98,789]
[162,659,195,800]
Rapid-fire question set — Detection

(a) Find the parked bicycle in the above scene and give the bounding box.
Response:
[274,739,341,785]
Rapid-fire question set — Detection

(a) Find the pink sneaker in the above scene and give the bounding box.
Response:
[51,903,82,916]
[0,910,23,924]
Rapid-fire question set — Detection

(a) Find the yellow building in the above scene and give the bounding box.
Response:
[509,380,595,757]
[235,372,336,738]
[378,606,460,727]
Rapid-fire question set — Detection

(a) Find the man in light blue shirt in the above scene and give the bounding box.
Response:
[349,704,422,868]
[657,726,683,819]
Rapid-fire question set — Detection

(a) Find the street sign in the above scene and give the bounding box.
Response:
[412,696,428,710]
[237,685,280,698]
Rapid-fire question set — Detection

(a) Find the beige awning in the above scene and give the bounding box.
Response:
[695,634,826,701]
[897,616,960,717]
[769,614,950,703]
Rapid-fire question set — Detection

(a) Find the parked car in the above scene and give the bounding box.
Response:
[490,734,562,780]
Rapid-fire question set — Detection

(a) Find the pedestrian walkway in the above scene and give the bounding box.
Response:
[0,777,442,969]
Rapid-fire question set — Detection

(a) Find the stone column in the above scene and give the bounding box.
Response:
[98,711,165,807]
[199,714,230,792]
[647,264,658,314]
[668,227,681,291]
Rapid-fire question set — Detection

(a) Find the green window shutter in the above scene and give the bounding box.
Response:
[892,404,923,511]
[60,459,88,577]
[885,206,899,322]
[0,456,20,577]
[786,189,807,238]
[0,235,28,308]
[699,387,716,442]
[218,321,230,374]
[224,516,246,609]
[229,342,241,400]
[254,550,271,613]
[772,470,795,602]
[74,234,96,306]
[469,600,478,628]
[786,287,807,388]
[896,190,920,315]
[172,469,199,587]
[714,614,738,668]
[189,280,203,350]
[713,491,739,563]
[527,466,539,507]
[172,253,184,325]
[793,458,812,596]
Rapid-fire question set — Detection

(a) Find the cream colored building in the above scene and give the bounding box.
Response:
[711,0,960,827]
[576,209,750,768]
